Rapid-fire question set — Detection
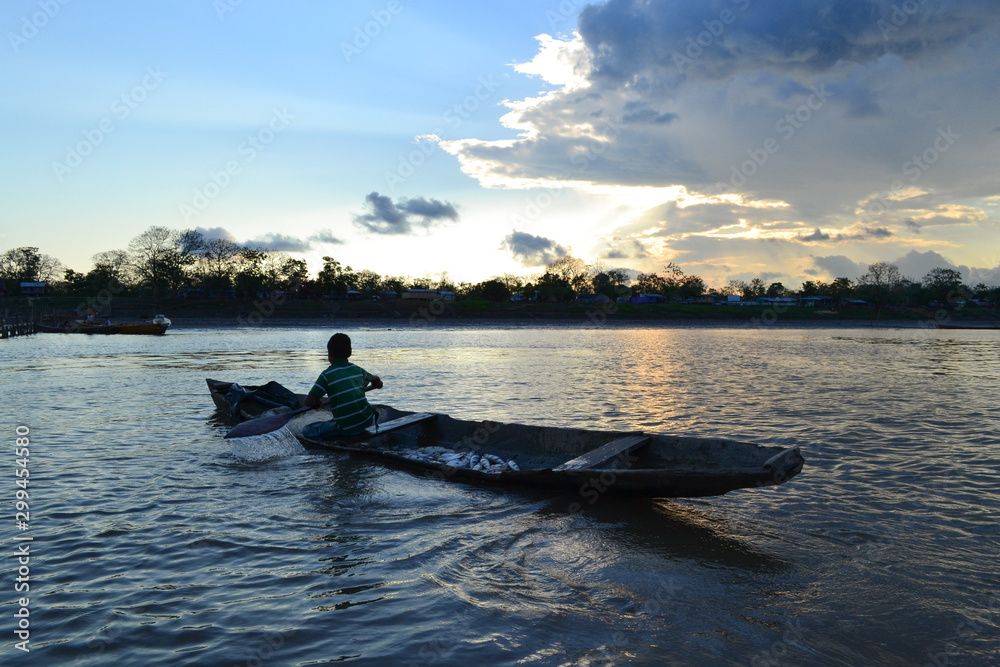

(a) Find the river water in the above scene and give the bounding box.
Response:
[1,323,998,666]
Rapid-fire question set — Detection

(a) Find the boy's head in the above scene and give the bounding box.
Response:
[327,333,352,360]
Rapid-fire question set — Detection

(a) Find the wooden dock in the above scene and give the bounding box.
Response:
[0,321,36,339]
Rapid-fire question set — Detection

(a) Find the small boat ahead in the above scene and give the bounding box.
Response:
[37,314,170,336]
[207,379,805,499]
[935,323,1000,330]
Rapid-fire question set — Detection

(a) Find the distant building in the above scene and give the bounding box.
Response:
[402,289,440,301]
[19,282,46,296]
[694,294,720,305]
[760,297,798,307]
[510,291,541,302]
[629,293,667,304]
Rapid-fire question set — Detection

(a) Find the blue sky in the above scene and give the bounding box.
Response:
[3,0,999,287]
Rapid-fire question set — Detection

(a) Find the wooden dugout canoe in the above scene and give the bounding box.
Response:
[36,321,169,335]
[207,379,804,498]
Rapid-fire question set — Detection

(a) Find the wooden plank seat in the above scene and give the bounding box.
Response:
[365,412,436,435]
[553,435,650,471]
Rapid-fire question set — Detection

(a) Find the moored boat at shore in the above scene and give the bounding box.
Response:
[935,323,1000,330]
[207,379,805,499]
[37,314,170,335]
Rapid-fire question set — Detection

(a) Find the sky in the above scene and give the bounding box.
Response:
[2,0,999,289]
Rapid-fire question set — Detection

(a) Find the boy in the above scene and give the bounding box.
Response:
[302,333,383,439]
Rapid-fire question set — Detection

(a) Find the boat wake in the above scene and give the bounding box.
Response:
[226,426,307,463]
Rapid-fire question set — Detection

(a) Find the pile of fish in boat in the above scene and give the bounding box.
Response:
[402,446,520,474]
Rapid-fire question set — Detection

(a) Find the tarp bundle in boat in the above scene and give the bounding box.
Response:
[225,381,299,418]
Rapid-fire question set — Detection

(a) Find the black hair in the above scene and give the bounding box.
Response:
[327,333,352,359]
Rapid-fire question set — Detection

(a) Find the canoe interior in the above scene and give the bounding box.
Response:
[355,411,799,474]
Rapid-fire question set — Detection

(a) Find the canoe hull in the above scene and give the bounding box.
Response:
[935,324,1000,330]
[37,322,169,335]
[207,379,804,498]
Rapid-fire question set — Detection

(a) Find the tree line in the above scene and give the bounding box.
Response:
[1,227,997,309]
[714,262,996,309]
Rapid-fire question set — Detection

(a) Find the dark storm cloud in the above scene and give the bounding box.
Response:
[893,249,999,285]
[622,101,677,124]
[194,226,238,242]
[246,233,313,252]
[577,0,1000,82]
[801,228,832,242]
[811,248,968,281]
[239,229,341,252]
[353,191,459,235]
[799,226,894,242]
[812,254,867,278]
[852,227,893,240]
[894,249,966,280]
[604,238,648,259]
[500,231,570,267]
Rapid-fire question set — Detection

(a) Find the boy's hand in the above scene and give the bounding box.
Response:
[370,376,383,390]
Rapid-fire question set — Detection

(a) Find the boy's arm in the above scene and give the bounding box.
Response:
[303,376,326,408]
[359,366,383,390]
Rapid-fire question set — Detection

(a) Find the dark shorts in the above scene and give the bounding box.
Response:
[302,414,376,440]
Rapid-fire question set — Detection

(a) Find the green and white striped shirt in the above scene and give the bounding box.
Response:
[308,360,376,434]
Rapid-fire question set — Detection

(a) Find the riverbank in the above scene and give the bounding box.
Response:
[6,295,998,328]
